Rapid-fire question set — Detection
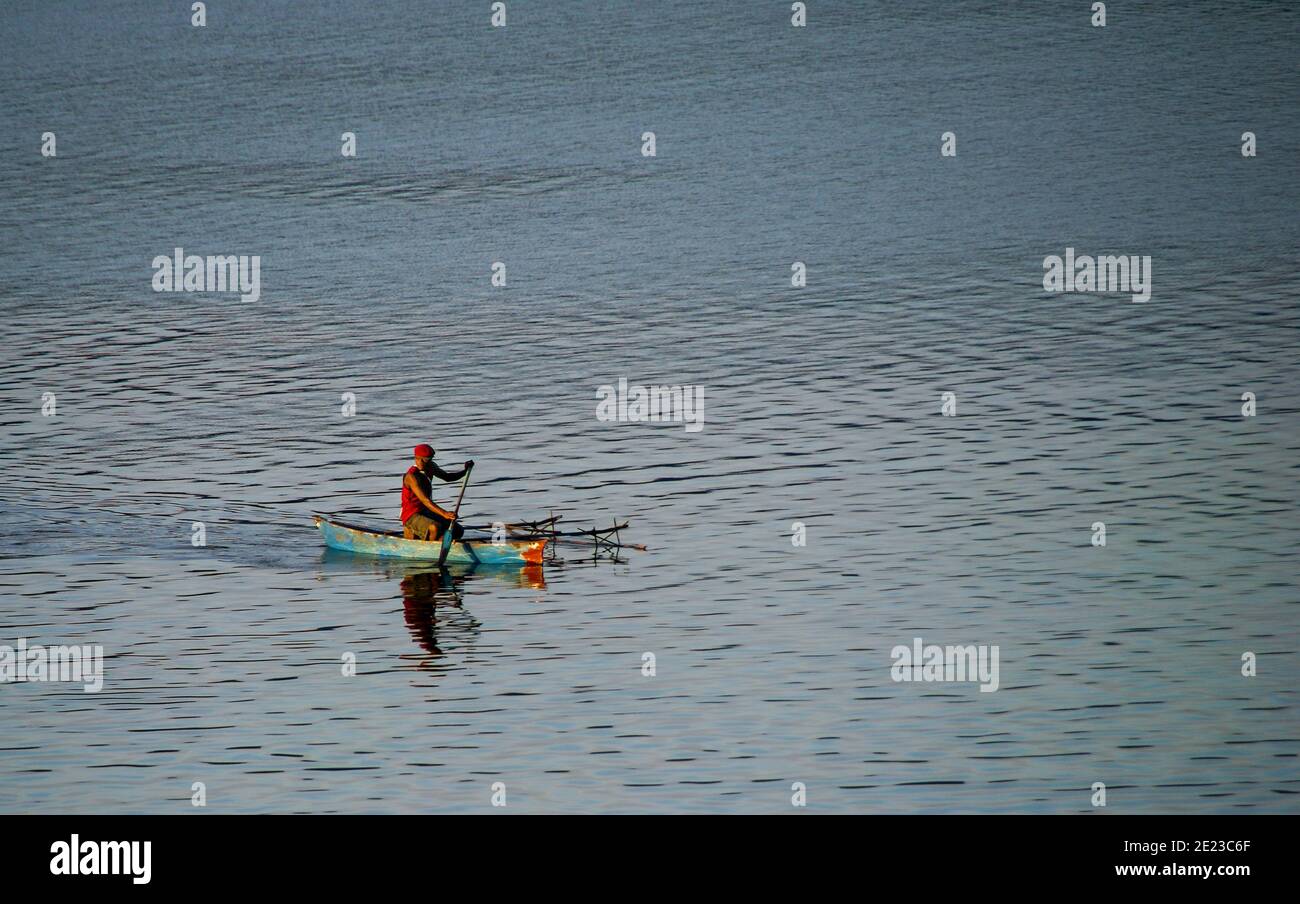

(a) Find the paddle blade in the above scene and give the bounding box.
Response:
[436,526,454,566]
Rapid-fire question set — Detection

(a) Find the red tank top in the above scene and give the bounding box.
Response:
[400,466,433,523]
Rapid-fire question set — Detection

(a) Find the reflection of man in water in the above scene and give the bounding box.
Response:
[401,568,478,656]
[399,566,545,655]
[401,571,453,655]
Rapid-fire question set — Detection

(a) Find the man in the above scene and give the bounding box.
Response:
[401,444,474,541]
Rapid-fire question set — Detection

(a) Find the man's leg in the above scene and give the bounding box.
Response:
[404,513,436,541]
[428,515,465,542]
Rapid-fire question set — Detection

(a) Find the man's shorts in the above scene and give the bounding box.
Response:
[403,512,464,542]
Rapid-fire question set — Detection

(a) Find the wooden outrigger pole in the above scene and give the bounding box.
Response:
[502,514,562,534]
[468,515,647,553]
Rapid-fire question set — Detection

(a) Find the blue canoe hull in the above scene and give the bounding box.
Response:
[314,516,547,565]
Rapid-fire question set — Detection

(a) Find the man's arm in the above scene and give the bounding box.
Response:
[403,472,456,520]
[429,460,474,483]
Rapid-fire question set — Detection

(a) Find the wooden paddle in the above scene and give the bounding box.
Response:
[437,463,473,567]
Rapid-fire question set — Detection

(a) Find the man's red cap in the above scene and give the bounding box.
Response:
[414,444,434,458]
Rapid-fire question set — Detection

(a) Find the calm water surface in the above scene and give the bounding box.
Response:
[0,1,1297,812]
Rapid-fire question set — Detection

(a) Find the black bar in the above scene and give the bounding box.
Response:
[2,815,1284,890]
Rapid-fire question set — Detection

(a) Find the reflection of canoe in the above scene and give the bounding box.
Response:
[317,547,546,589]
[313,515,547,565]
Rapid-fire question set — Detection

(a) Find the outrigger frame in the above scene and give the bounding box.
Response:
[465,514,646,559]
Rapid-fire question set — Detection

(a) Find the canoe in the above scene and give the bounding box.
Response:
[313,515,547,565]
